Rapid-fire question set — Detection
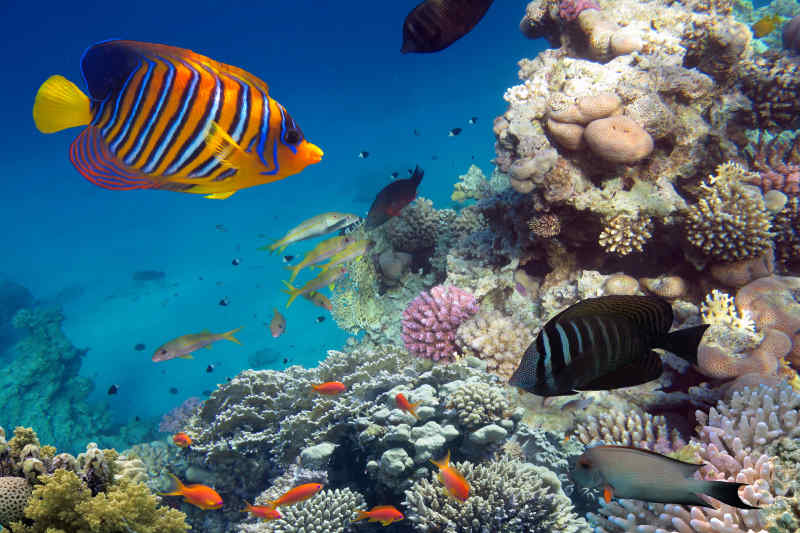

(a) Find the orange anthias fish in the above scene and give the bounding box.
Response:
[158,473,223,510]
[172,432,192,448]
[152,327,242,362]
[33,40,323,199]
[242,501,282,520]
[353,505,404,526]
[395,392,420,419]
[270,309,286,338]
[268,483,324,507]
[430,450,470,501]
[311,381,347,395]
[364,165,423,229]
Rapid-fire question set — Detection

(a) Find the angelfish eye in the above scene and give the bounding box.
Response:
[284,128,302,145]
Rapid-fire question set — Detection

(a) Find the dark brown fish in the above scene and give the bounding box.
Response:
[365,166,423,229]
[401,0,495,53]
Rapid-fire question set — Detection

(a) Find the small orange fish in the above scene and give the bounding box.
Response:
[270,309,286,338]
[269,483,324,507]
[395,392,420,419]
[242,501,282,520]
[311,381,347,395]
[752,14,783,38]
[158,473,223,510]
[172,432,192,448]
[353,505,404,526]
[430,450,469,501]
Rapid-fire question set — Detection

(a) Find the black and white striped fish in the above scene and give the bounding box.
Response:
[509,296,709,396]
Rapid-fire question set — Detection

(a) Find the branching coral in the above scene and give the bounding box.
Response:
[403,456,589,533]
[575,408,686,455]
[445,382,511,430]
[237,488,364,533]
[684,162,773,262]
[528,213,561,238]
[598,214,653,256]
[745,131,800,196]
[738,52,800,129]
[454,310,534,380]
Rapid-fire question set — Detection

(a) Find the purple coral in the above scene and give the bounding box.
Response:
[159,396,203,433]
[402,285,478,362]
[746,132,800,197]
[559,0,600,22]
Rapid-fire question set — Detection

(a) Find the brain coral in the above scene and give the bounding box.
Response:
[684,162,773,262]
[0,477,30,528]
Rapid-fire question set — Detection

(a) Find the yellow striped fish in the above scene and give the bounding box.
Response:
[33,40,323,199]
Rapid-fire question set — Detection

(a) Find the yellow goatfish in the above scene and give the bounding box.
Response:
[262,213,360,253]
[281,265,348,307]
[288,235,354,283]
[317,240,373,272]
[152,328,242,362]
[571,445,759,509]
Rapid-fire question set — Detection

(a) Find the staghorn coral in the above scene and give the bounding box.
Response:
[454,310,534,380]
[598,213,653,256]
[445,382,511,431]
[684,162,773,262]
[403,455,589,533]
[575,408,686,455]
[402,285,479,362]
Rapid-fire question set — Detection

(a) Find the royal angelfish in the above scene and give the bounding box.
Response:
[509,295,709,396]
[571,445,759,509]
[263,212,360,253]
[33,40,323,199]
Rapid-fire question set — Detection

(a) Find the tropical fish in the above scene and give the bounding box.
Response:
[281,265,348,307]
[262,213,360,253]
[172,432,192,448]
[448,128,462,136]
[353,505,404,526]
[242,501,282,520]
[571,445,759,509]
[152,327,242,362]
[288,235,353,283]
[508,295,709,396]
[158,473,223,510]
[317,240,373,273]
[107,384,119,395]
[270,309,286,338]
[303,291,332,311]
[468,117,478,125]
[395,392,420,419]
[315,316,326,323]
[401,0,495,53]
[311,381,347,395]
[33,40,323,199]
[358,151,370,159]
[268,483,324,507]
[752,14,783,38]
[365,166,423,229]
[430,450,469,501]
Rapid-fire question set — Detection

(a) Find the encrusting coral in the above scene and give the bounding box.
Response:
[403,455,590,533]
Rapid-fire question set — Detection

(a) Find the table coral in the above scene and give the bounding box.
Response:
[403,456,590,533]
[402,285,479,362]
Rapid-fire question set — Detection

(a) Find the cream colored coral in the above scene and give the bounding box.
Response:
[446,382,510,430]
[598,214,653,256]
[701,289,756,334]
[455,310,534,380]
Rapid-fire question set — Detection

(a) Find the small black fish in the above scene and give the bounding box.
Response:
[219,297,230,306]
[365,165,424,229]
[134,343,146,351]
[468,117,478,125]
[169,387,179,394]
[283,255,294,264]
[448,128,462,137]
[226,376,232,382]
[135,416,141,422]
[108,384,119,395]
[509,295,709,396]
[414,129,420,136]
[198,276,204,281]
[391,172,399,179]
[401,0,495,53]
[215,224,227,232]
[283,358,289,364]
[203,389,212,396]
[316,316,326,323]
[206,364,215,373]
[358,151,369,159]
[232,258,240,266]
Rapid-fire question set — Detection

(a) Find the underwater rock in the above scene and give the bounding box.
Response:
[299,441,337,470]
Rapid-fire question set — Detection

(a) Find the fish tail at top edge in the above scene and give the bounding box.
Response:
[698,480,759,509]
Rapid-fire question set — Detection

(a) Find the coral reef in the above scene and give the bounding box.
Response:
[455,309,535,380]
[159,397,203,434]
[237,488,365,533]
[403,455,590,533]
[402,285,479,362]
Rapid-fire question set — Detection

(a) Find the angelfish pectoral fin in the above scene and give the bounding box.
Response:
[204,121,248,170]
[603,485,613,503]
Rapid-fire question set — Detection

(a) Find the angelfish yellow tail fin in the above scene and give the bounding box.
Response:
[33,75,92,133]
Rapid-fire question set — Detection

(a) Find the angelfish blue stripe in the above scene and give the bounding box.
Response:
[569,321,583,354]
[555,323,571,366]
[256,88,270,165]
[101,60,141,137]
[143,58,199,173]
[166,65,221,175]
[110,58,155,153]
[226,74,249,143]
[542,329,554,387]
[90,95,109,126]
[125,57,175,165]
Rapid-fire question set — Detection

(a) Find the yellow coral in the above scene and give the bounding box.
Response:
[331,256,381,333]
[700,289,756,333]
[598,214,653,256]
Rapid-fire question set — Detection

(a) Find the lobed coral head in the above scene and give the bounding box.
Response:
[402,285,478,362]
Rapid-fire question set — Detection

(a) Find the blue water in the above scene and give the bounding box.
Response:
[0,1,542,438]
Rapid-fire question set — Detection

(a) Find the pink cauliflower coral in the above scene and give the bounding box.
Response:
[559,0,600,21]
[402,285,479,362]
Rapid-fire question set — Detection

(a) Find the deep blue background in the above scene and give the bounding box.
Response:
[0,2,543,426]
